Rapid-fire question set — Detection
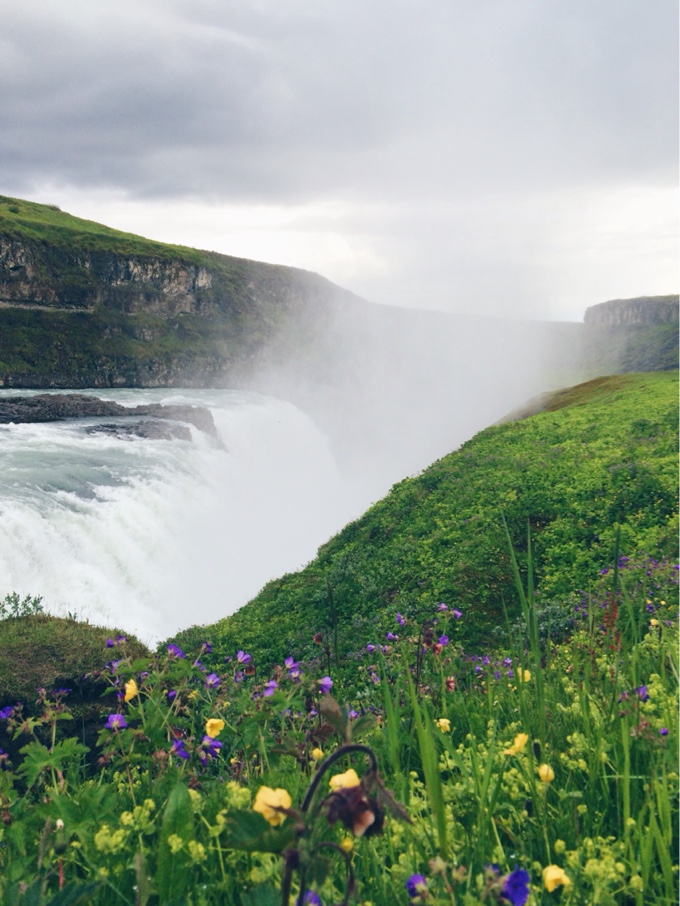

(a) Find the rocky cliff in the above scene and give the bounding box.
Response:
[582,295,679,374]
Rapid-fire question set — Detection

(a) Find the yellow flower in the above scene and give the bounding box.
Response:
[339,836,354,853]
[311,747,325,762]
[503,732,529,755]
[650,618,659,627]
[543,865,571,892]
[520,669,531,683]
[253,786,292,826]
[329,768,361,791]
[538,763,555,783]
[205,718,225,739]
[436,718,451,732]
[124,679,138,702]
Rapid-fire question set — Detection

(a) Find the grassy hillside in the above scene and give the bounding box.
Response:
[171,372,678,667]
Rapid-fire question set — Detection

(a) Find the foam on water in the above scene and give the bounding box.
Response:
[0,390,354,645]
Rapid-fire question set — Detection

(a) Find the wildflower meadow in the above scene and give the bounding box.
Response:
[0,550,676,905]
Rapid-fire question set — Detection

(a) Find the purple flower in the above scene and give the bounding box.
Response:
[205,673,221,689]
[636,685,649,702]
[106,659,122,674]
[406,873,427,899]
[503,866,531,906]
[167,643,186,659]
[319,676,333,695]
[233,670,244,683]
[300,893,321,906]
[116,634,127,644]
[105,639,115,648]
[483,656,490,665]
[167,690,177,702]
[370,671,381,684]
[285,656,299,671]
[452,608,462,619]
[236,650,252,664]
[646,603,656,613]
[198,735,223,765]
[194,659,205,671]
[170,739,190,761]
[0,706,14,719]
[437,602,448,612]
[263,680,278,697]
[201,641,213,653]
[396,612,406,627]
[660,727,669,736]
[503,657,513,667]
[381,645,390,655]
[438,634,449,646]
[386,632,398,641]
[105,714,127,730]
[366,644,376,653]
[349,709,359,719]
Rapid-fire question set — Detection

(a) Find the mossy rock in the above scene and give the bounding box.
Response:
[0,614,150,707]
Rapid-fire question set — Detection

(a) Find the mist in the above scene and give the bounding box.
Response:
[247,295,584,505]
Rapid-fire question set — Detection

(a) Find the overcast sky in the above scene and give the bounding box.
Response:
[1,0,677,321]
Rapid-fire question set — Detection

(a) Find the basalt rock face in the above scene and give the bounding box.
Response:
[584,296,679,328]
[582,296,679,374]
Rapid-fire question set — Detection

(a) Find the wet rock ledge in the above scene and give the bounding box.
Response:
[0,393,221,444]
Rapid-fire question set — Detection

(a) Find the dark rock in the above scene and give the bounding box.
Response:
[86,420,193,442]
[0,393,222,445]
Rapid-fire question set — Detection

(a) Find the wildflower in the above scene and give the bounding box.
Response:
[205,673,220,689]
[542,865,571,892]
[538,763,555,783]
[300,893,321,906]
[386,632,398,641]
[170,739,190,761]
[406,873,427,899]
[105,639,115,648]
[660,727,669,736]
[201,641,212,653]
[503,867,531,906]
[327,784,382,837]
[253,786,291,826]
[167,690,177,702]
[167,643,186,659]
[503,733,529,756]
[452,608,462,619]
[205,718,225,738]
[313,632,324,644]
[329,769,361,791]
[396,612,406,626]
[319,676,333,695]
[366,644,376,653]
[438,634,449,646]
[263,680,278,697]
[0,706,14,719]
[519,669,531,683]
[285,656,299,671]
[311,747,325,761]
[105,714,127,730]
[432,643,443,655]
[650,618,659,627]
[436,718,451,732]
[503,657,513,667]
[437,602,448,611]
[193,659,205,671]
[636,685,649,702]
[124,678,138,702]
[198,735,223,765]
[349,709,359,719]
[236,650,252,664]
[445,676,456,692]
[339,837,354,853]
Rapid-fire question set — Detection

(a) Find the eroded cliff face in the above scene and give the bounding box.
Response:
[584,295,679,328]
[0,237,216,315]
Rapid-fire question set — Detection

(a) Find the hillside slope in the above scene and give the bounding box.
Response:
[170,372,679,665]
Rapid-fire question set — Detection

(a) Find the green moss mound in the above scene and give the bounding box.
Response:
[170,372,678,667]
[0,614,150,707]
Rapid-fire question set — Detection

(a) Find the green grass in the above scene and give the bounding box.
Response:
[171,372,678,668]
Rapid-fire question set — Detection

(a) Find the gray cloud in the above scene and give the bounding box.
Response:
[0,0,677,317]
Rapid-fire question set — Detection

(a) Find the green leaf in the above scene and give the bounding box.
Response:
[156,783,194,903]
[221,809,296,853]
[240,883,280,906]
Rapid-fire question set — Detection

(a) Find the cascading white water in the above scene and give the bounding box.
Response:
[0,389,360,645]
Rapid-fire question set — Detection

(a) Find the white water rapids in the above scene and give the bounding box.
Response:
[0,389,364,645]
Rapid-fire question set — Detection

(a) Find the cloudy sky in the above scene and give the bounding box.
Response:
[1,0,677,321]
